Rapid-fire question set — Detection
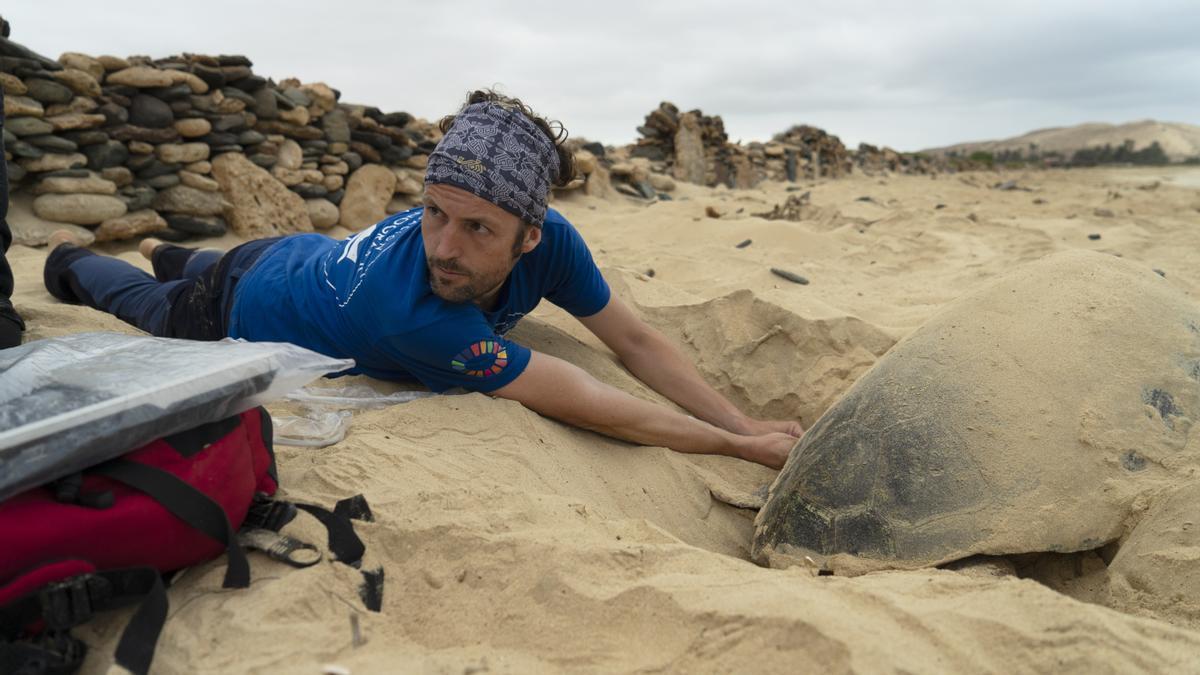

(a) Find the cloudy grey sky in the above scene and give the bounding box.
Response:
[7,0,1198,151]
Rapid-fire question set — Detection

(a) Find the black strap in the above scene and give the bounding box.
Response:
[92,459,250,589]
[294,503,366,568]
[111,572,167,675]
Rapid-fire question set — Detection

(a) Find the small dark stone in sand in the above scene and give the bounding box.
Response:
[736,239,752,249]
[646,269,655,278]
[770,268,809,285]
[1088,233,1101,241]
[935,203,946,209]
[1154,269,1166,277]
[657,193,672,201]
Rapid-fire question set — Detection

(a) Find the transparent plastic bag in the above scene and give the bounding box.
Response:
[0,332,354,501]
[273,409,352,448]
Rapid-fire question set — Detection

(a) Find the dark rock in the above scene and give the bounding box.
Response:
[84,140,128,169]
[23,78,73,104]
[129,94,175,129]
[280,88,310,108]
[581,141,605,157]
[634,180,656,200]
[736,239,753,249]
[379,112,411,128]
[785,150,797,182]
[198,131,239,146]
[227,74,266,93]
[1,128,14,146]
[209,144,243,154]
[299,139,328,153]
[271,89,295,111]
[135,159,182,180]
[291,183,328,199]
[121,185,157,212]
[216,55,252,67]
[221,87,257,108]
[169,99,193,115]
[1088,233,1101,240]
[190,64,225,89]
[156,226,194,242]
[8,161,26,183]
[110,125,180,144]
[380,145,413,165]
[770,267,809,285]
[326,188,344,205]
[146,174,181,189]
[0,36,62,70]
[102,84,139,100]
[189,94,221,113]
[417,139,438,154]
[629,144,667,162]
[252,88,278,120]
[236,130,266,146]
[61,130,109,146]
[248,153,276,168]
[144,84,192,102]
[220,65,252,82]
[166,214,227,236]
[9,141,44,159]
[208,113,249,133]
[0,56,50,74]
[362,106,383,122]
[6,116,54,137]
[1154,268,1166,277]
[26,135,78,153]
[98,102,129,126]
[321,108,351,143]
[351,129,391,150]
[342,151,363,172]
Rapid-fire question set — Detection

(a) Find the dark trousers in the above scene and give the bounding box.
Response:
[1,87,25,348]
[44,238,280,340]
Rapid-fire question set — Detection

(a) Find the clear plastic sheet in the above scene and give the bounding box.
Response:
[271,385,435,448]
[285,384,434,409]
[0,332,354,501]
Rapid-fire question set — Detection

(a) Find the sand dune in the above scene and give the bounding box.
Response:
[926,120,1200,162]
[7,165,1200,672]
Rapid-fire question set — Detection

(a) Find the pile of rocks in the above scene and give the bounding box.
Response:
[740,125,854,182]
[853,143,957,175]
[625,102,759,190]
[1,34,436,244]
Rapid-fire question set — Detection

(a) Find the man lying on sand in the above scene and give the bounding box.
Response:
[42,90,803,468]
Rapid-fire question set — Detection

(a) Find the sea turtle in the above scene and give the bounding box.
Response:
[752,250,1200,574]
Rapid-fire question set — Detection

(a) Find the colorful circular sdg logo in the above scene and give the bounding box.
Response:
[450,340,508,377]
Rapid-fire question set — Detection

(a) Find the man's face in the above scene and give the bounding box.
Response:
[421,183,542,306]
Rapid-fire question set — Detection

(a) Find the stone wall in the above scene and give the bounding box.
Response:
[1,34,434,245]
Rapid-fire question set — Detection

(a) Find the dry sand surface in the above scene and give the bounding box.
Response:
[7,166,1200,673]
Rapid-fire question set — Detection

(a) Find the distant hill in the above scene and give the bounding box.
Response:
[925,120,1200,163]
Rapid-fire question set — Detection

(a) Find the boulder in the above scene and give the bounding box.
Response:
[94,209,168,242]
[673,112,706,185]
[105,66,175,88]
[32,193,127,224]
[305,198,339,228]
[51,68,102,97]
[34,173,118,195]
[152,184,229,217]
[338,164,395,230]
[210,152,313,237]
[156,142,210,164]
[129,94,174,128]
[23,78,73,105]
[57,53,105,81]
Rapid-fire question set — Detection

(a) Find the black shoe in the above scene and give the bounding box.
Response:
[0,297,24,349]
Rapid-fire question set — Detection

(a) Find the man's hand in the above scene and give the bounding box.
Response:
[733,432,801,470]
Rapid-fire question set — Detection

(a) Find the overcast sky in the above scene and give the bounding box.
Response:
[7,1,1198,151]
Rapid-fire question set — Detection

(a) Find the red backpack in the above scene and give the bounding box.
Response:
[0,407,377,675]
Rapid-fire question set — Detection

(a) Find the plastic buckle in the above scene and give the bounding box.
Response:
[37,575,112,630]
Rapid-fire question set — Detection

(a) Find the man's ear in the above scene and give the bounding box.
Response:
[520,224,543,254]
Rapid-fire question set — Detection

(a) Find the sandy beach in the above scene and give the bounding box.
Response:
[7,165,1200,673]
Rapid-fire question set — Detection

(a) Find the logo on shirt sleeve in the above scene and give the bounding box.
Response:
[450,340,509,377]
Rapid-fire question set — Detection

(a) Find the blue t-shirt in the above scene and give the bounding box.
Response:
[227,207,610,392]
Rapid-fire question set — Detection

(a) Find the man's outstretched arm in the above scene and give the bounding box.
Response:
[577,296,803,438]
[492,351,796,468]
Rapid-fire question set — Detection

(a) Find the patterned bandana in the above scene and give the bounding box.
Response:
[424,101,561,227]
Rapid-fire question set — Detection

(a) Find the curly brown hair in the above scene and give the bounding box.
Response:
[438,89,577,189]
